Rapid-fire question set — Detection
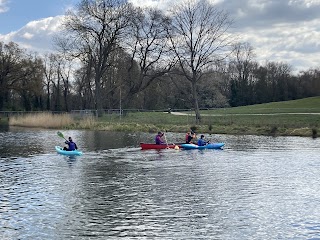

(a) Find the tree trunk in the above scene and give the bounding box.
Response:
[0,94,4,111]
[191,81,201,124]
[95,75,103,117]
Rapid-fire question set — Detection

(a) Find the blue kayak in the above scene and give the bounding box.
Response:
[55,146,83,156]
[180,143,225,150]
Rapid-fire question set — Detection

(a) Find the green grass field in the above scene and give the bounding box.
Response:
[202,96,320,114]
[92,97,320,137]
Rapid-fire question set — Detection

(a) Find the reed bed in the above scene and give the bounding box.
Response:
[9,113,73,128]
[76,116,98,129]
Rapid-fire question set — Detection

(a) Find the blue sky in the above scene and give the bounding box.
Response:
[0,0,78,34]
[1,0,320,74]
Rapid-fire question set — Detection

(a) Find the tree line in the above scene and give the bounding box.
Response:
[0,0,319,122]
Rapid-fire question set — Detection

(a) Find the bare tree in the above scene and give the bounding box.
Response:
[0,42,24,110]
[264,62,292,102]
[167,0,233,123]
[121,7,174,108]
[18,54,44,111]
[57,55,73,112]
[59,0,134,116]
[229,42,257,106]
[42,54,56,110]
[73,64,95,109]
[42,53,75,111]
[298,68,320,98]
[229,42,256,82]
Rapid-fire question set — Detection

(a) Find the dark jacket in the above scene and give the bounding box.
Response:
[65,140,78,150]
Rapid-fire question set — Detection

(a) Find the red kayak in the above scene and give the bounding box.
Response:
[140,142,181,150]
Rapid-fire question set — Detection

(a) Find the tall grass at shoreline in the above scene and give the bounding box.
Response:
[9,113,99,129]
[76,116,97,129]
[9,113,73,128]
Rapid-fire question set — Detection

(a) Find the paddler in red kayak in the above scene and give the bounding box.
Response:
[155,132,165,145]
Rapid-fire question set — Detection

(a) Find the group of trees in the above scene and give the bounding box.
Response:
[0,0,319,122]
[0,42,43,111]
[227,42,320,107]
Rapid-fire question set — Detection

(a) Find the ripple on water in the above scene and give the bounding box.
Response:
[1,132,320,239]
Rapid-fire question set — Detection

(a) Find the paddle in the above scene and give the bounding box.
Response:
[163,132,169,148]
[163,131,180,150]
[57,131,67,141]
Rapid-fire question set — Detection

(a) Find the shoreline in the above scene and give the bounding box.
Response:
[90,123,318,138]
[6,122,315,138]
[2,112,318,138]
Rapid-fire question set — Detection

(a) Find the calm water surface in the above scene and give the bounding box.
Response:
[0,127,320,239]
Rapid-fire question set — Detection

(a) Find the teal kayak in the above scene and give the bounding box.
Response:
[180,143,225,150]
[55,146,83,156]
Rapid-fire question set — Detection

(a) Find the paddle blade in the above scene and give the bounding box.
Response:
[57,131,65,139]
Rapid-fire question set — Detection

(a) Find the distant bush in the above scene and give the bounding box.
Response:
[312,128,318,138]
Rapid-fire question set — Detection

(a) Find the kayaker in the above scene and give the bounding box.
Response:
[197,135,209,146]
[185,132,193,143]
[63,137,78,151]
[155,132,165,145]
[185,132,190,142]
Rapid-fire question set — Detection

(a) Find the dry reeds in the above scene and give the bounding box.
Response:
[9,113,73,128]
[77,116,97,129]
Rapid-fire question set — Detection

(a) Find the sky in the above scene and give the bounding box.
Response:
[0,0,320,74]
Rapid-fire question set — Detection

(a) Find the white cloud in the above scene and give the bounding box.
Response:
[289,0,320,7]
[129,0,320,72]
[0,16,64,53]
[22,32,34,40]
[0,0,9,13]
[0,0,319,74]
[235,18,320,72]
[129,0,224,8]
[129,0,177,10]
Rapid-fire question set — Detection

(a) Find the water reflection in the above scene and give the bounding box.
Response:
[0,129,320,239]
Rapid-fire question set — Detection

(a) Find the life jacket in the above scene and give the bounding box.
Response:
[185,133,190,142]
[186,135,193,143]
[68,141,76,150]
[155,135,163,144]
[197,138,206,146]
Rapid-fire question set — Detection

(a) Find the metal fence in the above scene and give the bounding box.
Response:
[0,108,194,118]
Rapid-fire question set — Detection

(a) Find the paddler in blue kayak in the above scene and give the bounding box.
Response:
[197,135,209,146]
[155,132,165,144]
[63,137,78,151]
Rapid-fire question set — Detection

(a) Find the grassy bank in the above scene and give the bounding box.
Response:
[92,111,319,137]
[6,97,320,137]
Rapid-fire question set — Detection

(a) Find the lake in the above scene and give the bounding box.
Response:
[1,127,320,239]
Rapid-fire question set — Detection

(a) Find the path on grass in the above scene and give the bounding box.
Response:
[170,112,320,116]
